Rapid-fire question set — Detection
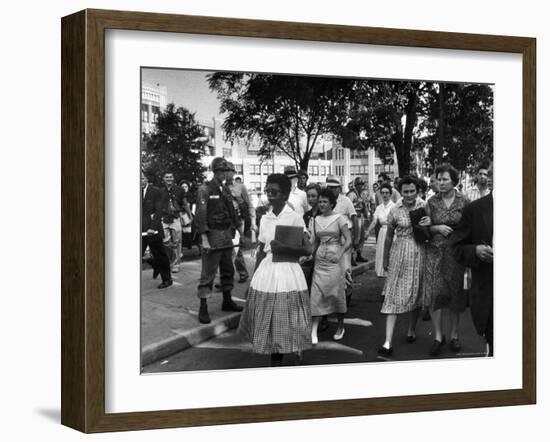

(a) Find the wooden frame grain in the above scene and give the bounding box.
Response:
[61,9,536,433]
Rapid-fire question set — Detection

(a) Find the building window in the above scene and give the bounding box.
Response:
[234,164,243,174]
[151,106,160,124]
[321,166,326,176]
[309,166,319,176]
[223,148,232,158]
[249,164,261,175]
[141,104,149,123]
[249,181,261,192]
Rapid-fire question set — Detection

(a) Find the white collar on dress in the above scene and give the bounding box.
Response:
[265,204,294,219]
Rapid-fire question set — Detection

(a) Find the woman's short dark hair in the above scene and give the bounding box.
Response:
[305,183,321,195]
[318,188,338,209]
[379,182,393,194]
[435,163,459,186]
[398,175,420,193]
[266,173,291,200]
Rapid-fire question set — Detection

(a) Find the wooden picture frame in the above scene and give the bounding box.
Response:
[61,9,536,433]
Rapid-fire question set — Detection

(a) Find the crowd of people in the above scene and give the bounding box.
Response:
[142,157,494,367]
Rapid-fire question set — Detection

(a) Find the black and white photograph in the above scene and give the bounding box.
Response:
[140,67,494,373]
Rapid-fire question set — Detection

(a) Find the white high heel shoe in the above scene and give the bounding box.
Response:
[333,328,345,341]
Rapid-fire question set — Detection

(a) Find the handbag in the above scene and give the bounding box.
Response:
[408,207,431,244]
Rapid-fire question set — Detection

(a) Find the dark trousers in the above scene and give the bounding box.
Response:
[197,229,235,299]
[234,248,249,279]
[142,234,171,283]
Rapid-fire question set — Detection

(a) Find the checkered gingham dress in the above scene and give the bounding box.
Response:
[239,254,312,354]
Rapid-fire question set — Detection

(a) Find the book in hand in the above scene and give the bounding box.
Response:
[272,225,304,263]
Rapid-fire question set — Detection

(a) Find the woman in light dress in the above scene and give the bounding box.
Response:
[238,174,312,367]
[310,189,352,344]
[365,182,395,278]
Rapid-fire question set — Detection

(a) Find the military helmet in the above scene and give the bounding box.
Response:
[211,157,228,172]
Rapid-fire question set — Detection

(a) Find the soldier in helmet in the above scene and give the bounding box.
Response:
[347,177,369,263]
[194,157,243,324]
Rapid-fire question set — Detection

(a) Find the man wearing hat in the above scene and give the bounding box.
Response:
[326,177,357,304]
[284,166,309,216]
[194,157,243,324]
[347,177,370,263]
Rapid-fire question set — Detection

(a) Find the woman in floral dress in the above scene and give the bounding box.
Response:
[378,176,431,357]
[423,164,470,356]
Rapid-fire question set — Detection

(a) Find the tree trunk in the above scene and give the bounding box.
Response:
[402,90,419,176]
[437,82,446,164]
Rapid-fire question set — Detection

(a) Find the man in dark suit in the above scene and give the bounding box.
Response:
[159,171,190,273]
[450,162,493,356]
[142,172,172,289]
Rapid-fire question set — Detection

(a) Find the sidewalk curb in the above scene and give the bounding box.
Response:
[141,312,241,366]
[142,260,374,367]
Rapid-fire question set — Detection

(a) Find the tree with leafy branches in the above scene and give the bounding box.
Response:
[141,103,207,185]
[331,80,433,177]
[418,82,494,173]
[208,72,356,172]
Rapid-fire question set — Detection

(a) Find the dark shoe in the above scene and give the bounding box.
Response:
[429,336,446,356]
[222,300,243,312]
[351,257,357,267]
[238,276,249,284]
[377,346,393,357]
[355,255,368,263]
[198,305,211,324]
[406,334,417,343]
[319,317,329,332]
[152,268,159,279]
[449,338,461,353]
[157,280,173,289]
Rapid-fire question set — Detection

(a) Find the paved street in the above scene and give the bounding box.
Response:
[142,239,487,373]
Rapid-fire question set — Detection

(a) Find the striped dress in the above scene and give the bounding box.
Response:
[238,204,312,354]
[380,199,426,314]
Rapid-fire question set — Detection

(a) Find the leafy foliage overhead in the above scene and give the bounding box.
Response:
[142,103,207,186]
[208,72,356,171]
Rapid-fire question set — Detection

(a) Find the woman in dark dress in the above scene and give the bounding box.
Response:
[423,164,470,356]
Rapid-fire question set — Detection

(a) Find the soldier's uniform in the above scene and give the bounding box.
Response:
[194,158,242,323]
[347,178,369,263]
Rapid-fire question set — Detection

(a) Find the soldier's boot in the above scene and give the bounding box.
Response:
[198,299,211,324]
[222,291,243,312]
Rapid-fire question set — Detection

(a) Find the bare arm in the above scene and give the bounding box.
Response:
[339,224,352,260]
[364,213,378,238]
[254,242,266,272]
